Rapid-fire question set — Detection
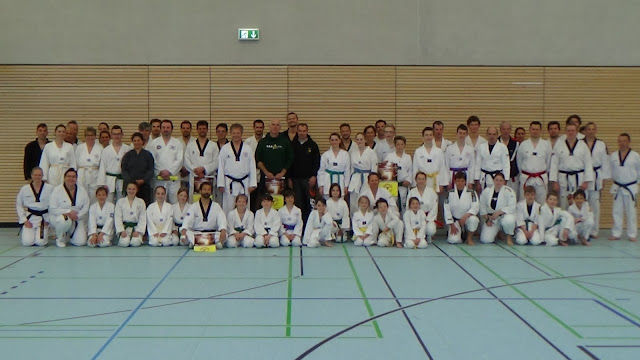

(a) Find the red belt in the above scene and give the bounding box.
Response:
[521,170,546,190]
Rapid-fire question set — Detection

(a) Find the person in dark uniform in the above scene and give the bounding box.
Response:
[121,132,155,205]
[24,123,49,180]
[289,123,320,224]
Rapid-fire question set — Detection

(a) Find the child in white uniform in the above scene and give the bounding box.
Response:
[303,197,337,248]
[87,187,115,247]
[539,191,574,246]
[514,186,542,246]
[254,194,281,248]
[372,198,404,247]
[227,194,255,248]
[352,196,375,247]
[171,188,191,246]
[403,197,429,249]
[326,183,350,242]
[16,167,52,246]
[278,190,303,247]
[147,186,176,246]
[115,182,147,247]
[567,190,593,245]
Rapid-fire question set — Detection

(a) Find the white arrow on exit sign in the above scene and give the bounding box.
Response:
[238,28,260,41]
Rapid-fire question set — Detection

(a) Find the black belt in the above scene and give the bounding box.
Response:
[614,181,637,202]
[225,174,249,193]
[481,169,502,188]
[198,229,218,233]
[559,169,584,191]
[593,165,602,191]
[174,221,182,227]
[27,208,48,240]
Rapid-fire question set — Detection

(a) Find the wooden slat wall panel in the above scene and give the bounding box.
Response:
[288,66,396,151]
[149,66,211,136]
[0,66,148,222]
[544,67,640,228]
[211,66,288,135]
[396,67,544,154]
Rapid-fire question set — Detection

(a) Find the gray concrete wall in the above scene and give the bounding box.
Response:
[1,0,639,65]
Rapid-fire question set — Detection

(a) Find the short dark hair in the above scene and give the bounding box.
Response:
[573,189,586,199]
[566,114,582,125]
[515,127,526,134]
[546,190,559,199]
[297,123,308,130]
[67,120,78,126]
[181,120,192,128]
[196,120,208,128]
[620,133,631,141]
[467,115,480,125]
[375,119,387,127]
[367,172,380,181]
[329,183,342,197]
[36,123,47,130]
[150,118,162,125]
[287,112,298,119]
[216,123,228,131]
[456,124,468,133]
[131,132,144,141]
[161,119,173,129]
[98,122,109,129]
[422,126,434,135]
[492,172,506,181]
[432,120,444,128]
[375,198,389,208]
[454,171,466,181]
[393,136,406,145]
[283,189,295,199]
[111,125,123,134]
[547,121,561,130]
[253,119,264,127]
[524,186,536,195]
[529,121,542,129]
[339,123,351,129]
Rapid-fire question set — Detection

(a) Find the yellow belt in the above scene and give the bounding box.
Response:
[426,172,439,191]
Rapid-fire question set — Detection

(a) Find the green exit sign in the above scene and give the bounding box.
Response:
[238,28,260,41]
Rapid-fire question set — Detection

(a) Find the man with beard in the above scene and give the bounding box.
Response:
[181,182,227,249]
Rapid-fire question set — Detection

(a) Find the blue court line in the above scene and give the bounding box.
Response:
[0,296,599,301]
[577,346,600,360]
[602,243,640,258]
[90,248,189,360]
[593,299,640,328]
[586,345,640,348]
[365,248,432,359]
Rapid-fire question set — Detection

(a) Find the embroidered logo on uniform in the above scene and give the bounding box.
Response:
[157,145,162,150]
[98,216,102,220]
[59,157,64,161]
[160,218,164,222]
[110,213,114,218]
[333,162,338,166]
[427,159,432,163]
[532,152,537,156]
[170,145,176,150]
[116,158,120,161]
[87,158,91,162]
[186,212,191,216]
[130,211,134,215]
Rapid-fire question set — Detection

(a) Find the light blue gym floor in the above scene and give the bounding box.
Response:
[0,228,639,360]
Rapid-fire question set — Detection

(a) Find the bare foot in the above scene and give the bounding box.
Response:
[323,240,333,247]
[590,234,599,239]
[580,238,590,246]
[506,236,514,246]
[630,237,637,242]
[395,242,403,248]
[608,236,621,241]
[467,238,475,246]
[559,240,568,247]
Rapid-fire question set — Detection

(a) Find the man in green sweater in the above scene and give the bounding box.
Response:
[255,119,294,201]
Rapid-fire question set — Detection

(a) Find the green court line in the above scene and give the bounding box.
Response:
[509,246,640,323]
[0,244,21,256]
[285,246,293,337]
[342,244,383,338]
[459,247,582,338]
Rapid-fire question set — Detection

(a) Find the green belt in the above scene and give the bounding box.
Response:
[234,226,244,232]
[106,172,123,180]
[326,169,344,187]
[123,221,137,230]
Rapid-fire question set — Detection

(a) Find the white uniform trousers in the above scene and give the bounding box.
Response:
[424,221,437,242]
[21,216,49,247]
[447,216,480,244]
[50,216,87,247]
[353,234,376,247]
[586,190,600,236]
[403,231,429,249]
[480,214,516,244]
[373,222,404,247]
[87,232,112,248]
[118,227,143,247]
[227,234,255,248]
[149,234,179,247]
[171,232,189,246]
[280,233,302,247]
[515,221,542,246]
[571,219,595,242]
[186,231,223,249]
[611,191,637,239]
[507,178,520,201]
[255,234,280,248]
[305,226,336,248]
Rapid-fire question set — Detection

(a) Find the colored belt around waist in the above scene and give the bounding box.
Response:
[326,170,345,187]
[234,226,245,232]
[27,208,48,218]
[545,218,563,231]
[123,221,138,230]
[196,229,218,233]
[559,169,584,191]
[106,172,123,180]
[614,180,637,201]
[481,169,502,188]
[225,174,249,193]
[174,221,182,227]
[353,168,372,188]
[593,165,602,191]
[283,224,296,231]
[521,170,546,189]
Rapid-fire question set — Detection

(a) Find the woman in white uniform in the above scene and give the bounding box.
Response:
[318,133,352,198]
[254,194,281,248]
[16,167,53,246]
[147,186,176,246]
[226,194,255,248]
[479,172,517,245]
[406,172,438,241]
[49,168,90,247]
[87,186,115,247]
[348,133,378,214]
[171,187,191,246]
[75,127,103,204]
[40,124,77,186]
[115,182,147,247]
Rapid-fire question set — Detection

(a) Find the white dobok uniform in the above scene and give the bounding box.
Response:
[97,144,131,203]
[375,140,395,163]
[372,212,404,247]
[115,197,147,247]
[147,201,176,247]
[406,187,438,239]
[181,200,227,249]
[349,147,379,214]
[318,149,352,197]
[609,150,640,239]
[549,139,594,209]
[412,145,448,192]
[515,201,542,246]
[278,205,303,247]
[361,187,399,218]
[465,135,487,155]
[538,204,574,246]
[254,208,282,248]
[16,183,52,246]
[184,139,219,201]
[171,203,191,246]
[217,142,257,214]
[327,198,350,242]
[352,210,375,247]
[75,143,103,204]
[384,151,413,214]
[584,139,611,236]
[479,185,517,243]
[403,210,429,249]
[40,142,77,186]
[516,139,552,204]
[444,188,480,244]
[444,143,476,188]
[150,137,184,204]
[227,209,255,248]
[475,142,510,189]
[87,202,115,247]
[568,203,594,241]
[303,210,337,248]
[49,184,90,246]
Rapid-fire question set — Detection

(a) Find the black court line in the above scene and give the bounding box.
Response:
[0,246,48,273]
[433,243,571,360]
[578,345,600,360]
[28,254,640,259]
[0,296,597,301]
[16,276,298,326]
[586,345,640,348]
[299,246,304,276]
[365,247,433,359]
[576,279,640,294]
[495,244,554,277]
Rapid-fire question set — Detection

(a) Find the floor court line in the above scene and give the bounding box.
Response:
[286,246,294,337]
[577,345,601,360]
[365,247,433,359]
[496,243,554,276]
[576,279,640,294]
[434,243,572,360]
[91,248,190,360]
[592,299,640,328]
[294,268,640,359]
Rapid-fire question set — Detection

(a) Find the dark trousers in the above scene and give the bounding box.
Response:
[292,178,312,224]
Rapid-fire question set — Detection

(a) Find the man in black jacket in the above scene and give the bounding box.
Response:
[289,123,320,223]
[24,123,49,180]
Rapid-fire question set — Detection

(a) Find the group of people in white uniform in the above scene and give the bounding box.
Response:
[17,114,640,249]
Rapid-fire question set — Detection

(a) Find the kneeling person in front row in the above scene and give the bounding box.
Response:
[479,172,516,245]
[515,186,542,245]
[115,182,147,247]
[147,186,177,246]
[17,167,53,247]
[539,191,574,246]
[567,189,593,246]
[87,186,115,247]
[278,190,303,247]
[352,196,375,246]
[50,169,90,247]
[181,182,227,249]
[372,199,404,248]
[226,194,255,248]
[303,197,337,248]
[403,197,429,248]
[254,194,281,248]
[444,171,480,245]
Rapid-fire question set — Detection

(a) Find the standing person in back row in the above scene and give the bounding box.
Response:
[517,121,552,205]
[150,120,184,204]
[24,123,49,180]
[255,119,294,201]
[465,115,487,154]
[609,133,640,242]
[583,122,611,239]
[98,126,131,204]
[475,127,510,192]
[40,124,77,187]
[218,123,257,214]
[283,112,299,142]
[498,121,520,197]
[289,123,320,223]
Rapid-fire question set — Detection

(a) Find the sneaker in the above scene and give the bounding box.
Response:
[56,239,66,248]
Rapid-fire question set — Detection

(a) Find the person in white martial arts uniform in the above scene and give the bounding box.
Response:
[318,133,352,199]
[361,173,399,217]
[40,124,77,187]
[98,126,131,204]
[498,121,520,197]
[64,120,82,150]
[171,188,191,246]
[384,136,413,215]
[278,190,303,247]
[184,121,218,202]
[445,124,476,189]
[374,119,387,145]
[352,196,375,247]
[178,121,196,190]
[338,123,358,157]
[364,125,377,150]
[16,167,53,246]
[465,115,487,155]
[403,197,429,249]
[433,121,452,151]
[150,120,184,204]
[479,172,517,245]
[517,121,552,205]
[303,197,337,248]
[147,186,176,247]
[348,133,379,214]
[444,172,480,245]
[608,133,640,242]
[372,199,404,248]
[75,127,103,204]
[412,127,448,193]
[538,191,574,246]
[114,182,147,247]
[514,186,542,246]
[547,121,562,152]
[406,172,438,241]
[558,115,586,142]
[326,183,350,242]
[87,186,115,247]
[475,127,510,192]
[99,130,111,148]
[226,194,255,248]
[217,123,257,215]
[549,123,594,210]
[375,124,396,163]
[254,194,281,248]
[180,182,227,249]
[49,168,90,247]
[582,122,611,238]
[567,190,593,245]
